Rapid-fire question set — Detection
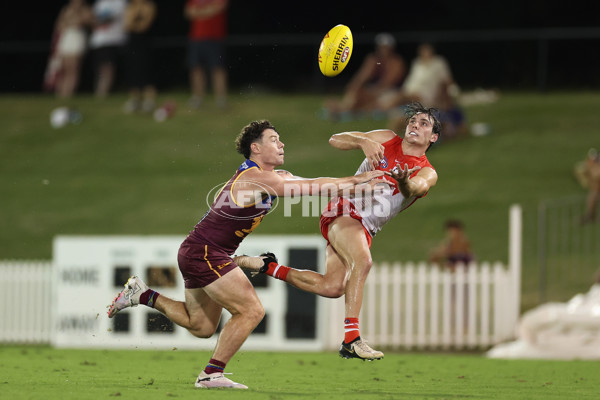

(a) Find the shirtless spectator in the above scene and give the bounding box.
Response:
[429,219,474,271]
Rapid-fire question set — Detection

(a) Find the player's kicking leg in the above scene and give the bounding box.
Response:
[236,231,384,361]
[233,252,277,277]
[237,249,348,298]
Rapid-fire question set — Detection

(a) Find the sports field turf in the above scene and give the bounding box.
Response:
[1,346,597,399]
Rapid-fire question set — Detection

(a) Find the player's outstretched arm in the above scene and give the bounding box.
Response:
[329,129,396,169]
[239,169,387,198]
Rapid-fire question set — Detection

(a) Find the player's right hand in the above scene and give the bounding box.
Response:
[390,163,421,184]
[360,139,386,169]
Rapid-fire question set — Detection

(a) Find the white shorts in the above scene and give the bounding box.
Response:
[57,28,86,56]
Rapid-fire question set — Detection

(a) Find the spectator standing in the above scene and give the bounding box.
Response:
[122,0,157,113]
[46,0,93,98]
[185,0,229,109]
[89,0,127,98]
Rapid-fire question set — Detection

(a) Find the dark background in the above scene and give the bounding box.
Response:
[2,0,600,93]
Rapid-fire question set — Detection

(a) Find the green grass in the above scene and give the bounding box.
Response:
[1,346,597,399]
[1,91,599,309]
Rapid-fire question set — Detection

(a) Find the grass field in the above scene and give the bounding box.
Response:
[2,92,600,399]
[1,91,599,310]
[1,346,598,399]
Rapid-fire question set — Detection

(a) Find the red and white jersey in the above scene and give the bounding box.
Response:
[350,135,435,236]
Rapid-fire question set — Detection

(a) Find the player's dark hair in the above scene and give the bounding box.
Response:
[404,102,442,135]
[235,120,277,159]
[404,102,442,150]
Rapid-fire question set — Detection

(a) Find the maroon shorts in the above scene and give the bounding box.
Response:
[319,197,372,248]
[178,242,237,288]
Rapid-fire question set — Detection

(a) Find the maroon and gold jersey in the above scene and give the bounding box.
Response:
[182,159,274,256]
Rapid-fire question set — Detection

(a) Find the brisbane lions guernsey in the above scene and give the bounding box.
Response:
[351,135,435,237]
[183,159,274,256]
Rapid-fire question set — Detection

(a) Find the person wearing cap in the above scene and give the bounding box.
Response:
[324,32,406,120]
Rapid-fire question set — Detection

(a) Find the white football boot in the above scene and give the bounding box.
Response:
[107,276,149,318]
[194,371,248,389]
[339,338,384,361]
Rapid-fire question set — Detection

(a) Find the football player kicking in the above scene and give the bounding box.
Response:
[107,120,385,389]
[239,103,440,361]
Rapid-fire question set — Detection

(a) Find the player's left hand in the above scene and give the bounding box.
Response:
[389,163,421,184]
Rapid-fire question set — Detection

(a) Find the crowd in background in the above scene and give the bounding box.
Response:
[46,0,472,137]
[46,0,230,114]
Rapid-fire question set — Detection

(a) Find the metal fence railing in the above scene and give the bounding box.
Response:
[537,195,600,303]
[4,27,600,92]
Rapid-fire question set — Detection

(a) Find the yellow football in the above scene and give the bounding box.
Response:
[318,24,353,77]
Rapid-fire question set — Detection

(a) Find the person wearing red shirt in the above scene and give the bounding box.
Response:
[185,0,228,109]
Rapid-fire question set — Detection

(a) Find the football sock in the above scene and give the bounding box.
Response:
[344,317,360,344]
[263,262,291,281]
[204,358,226,375]
[139,289,160,308]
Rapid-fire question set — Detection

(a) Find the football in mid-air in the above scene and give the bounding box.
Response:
[318,24,353,77]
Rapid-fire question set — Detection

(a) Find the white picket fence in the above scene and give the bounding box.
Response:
[1,261,518,349]
[0,260,53,343]
[0,206,523,349]
[324,262,516,350]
